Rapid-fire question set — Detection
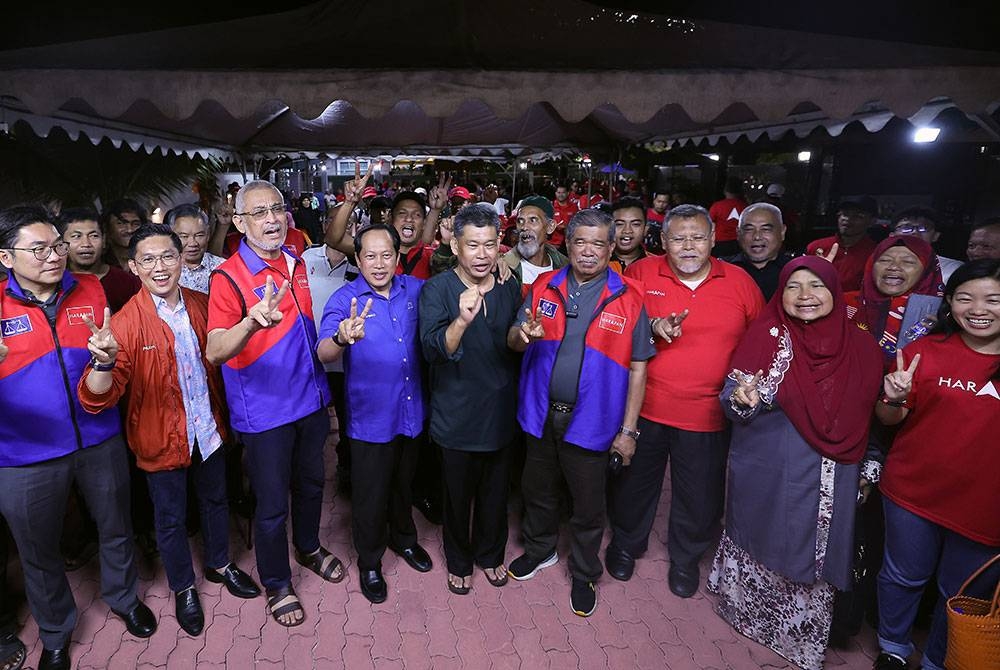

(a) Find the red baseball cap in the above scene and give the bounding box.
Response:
[361,186,378,199]
[448,186,472,201]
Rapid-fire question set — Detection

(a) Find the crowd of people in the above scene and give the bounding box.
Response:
[0,169,998,670]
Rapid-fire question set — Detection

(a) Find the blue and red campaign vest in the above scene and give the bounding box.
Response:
[518,267,645,451]
[0,272,120,466]
[208,241,330,434]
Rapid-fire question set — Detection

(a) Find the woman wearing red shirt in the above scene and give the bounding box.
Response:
[872,259,1000,670]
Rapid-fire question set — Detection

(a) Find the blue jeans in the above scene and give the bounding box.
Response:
[877,497,998,670]
[146,447,230,593]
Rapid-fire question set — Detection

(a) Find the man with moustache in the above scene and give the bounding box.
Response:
[725,202,795,300]
[206,181,341,628]
[606,204,764,595]
[419,204,522,594]
[58,207,141,311]
[501,196,568,296]
[79,224,260,637]
[609,197,649,274]
[967,218,1000,261]
[317,224,433,604]
[164,204,225,294]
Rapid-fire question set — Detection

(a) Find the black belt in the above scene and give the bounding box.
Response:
[549,401,575,413]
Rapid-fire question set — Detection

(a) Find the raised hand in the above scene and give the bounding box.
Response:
[814,242,840,263]
[883,348,921,401]
[337,297,373,345]
[652,309,689,343]
[247,275,289,331]
[344,161,375,204]
[458,285,486,324]
[495,256,513,284]
[427,173,453,211]
[518,306,546,344]
[731,369,763,410]
[83,306,118,364]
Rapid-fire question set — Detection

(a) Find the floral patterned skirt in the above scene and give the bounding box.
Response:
[708,533,836,670]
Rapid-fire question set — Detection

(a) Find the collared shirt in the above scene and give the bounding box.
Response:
[318,274,426,443]
[724,251,796,301]
[179,252,225,294]
[153,292,222,460]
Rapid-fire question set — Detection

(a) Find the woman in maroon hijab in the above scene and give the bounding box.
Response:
[708,257,883,670]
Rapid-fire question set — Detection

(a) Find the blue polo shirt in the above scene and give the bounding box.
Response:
[318,274,426,443]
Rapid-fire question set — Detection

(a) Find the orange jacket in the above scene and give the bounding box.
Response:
[78,287,229,472]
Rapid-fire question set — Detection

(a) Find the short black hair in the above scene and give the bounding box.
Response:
[369,196,391,212]
[391,191,426,212]
[892,206,941,229]
[101,198,147,226]
[0,205,56,249]
[127,224,182,260]
[354,224,401,256]
[56,207,102,235]
[973,216,1000,231]
[611,196,646,217]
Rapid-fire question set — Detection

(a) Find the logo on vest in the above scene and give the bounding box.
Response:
[598,311,626,334]
[296,275,309,289]
[538,299,558,319]
[1,315,32,337]
[938,377,1000,400]
[252,284,268,301]
[65,306,95,326]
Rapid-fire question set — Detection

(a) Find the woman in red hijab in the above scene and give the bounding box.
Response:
[708,256,883,670]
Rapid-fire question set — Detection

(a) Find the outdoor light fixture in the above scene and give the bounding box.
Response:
[912,127,941,143]
[705,154,720,162]
[519,162,528,170]
[320,164,327,171]
[798,151,812,162]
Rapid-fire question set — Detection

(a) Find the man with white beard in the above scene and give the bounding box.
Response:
[500,196,568,297]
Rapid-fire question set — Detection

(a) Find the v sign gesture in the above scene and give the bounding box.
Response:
[427,173,453,212]
[344,161,375,205]
[883,348,921,402]
[83,306,118,365]
[247,275,290,332]
[813,242,840,264]
[337,297,373,345]
[731,368,764,410]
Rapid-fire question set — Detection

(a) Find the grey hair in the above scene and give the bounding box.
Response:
[164,203,210,230]
[453,203,500,238]
[234,180,282,213]
[664,203,713,235]
[567,209,615,243]
[738,202,784,228]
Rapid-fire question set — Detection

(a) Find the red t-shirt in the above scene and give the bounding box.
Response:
[625,256,765,431]
[708,197,746,242]
[805,234,878,293]
[881,335,1000,546]
[100,264,142,313]
[395,243,434,279]
[646,208,666,225]
[551,200,579,248]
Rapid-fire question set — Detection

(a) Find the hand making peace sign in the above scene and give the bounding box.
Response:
[883,348,921,402]
[518,306,546,344]
[247,275,289,331]
[83,307,118,365]
[814,242,840,263]
[337,297,373,345]
[427,173,453,211]
[731,369,764,410]
[652,309,689,343]
[344,161,375,204]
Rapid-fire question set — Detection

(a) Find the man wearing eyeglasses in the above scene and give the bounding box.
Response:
[0,205,155,670]
[206,181,340,628]
[79,224,260,639]
[606,204,764,598]
[888,207,961,283]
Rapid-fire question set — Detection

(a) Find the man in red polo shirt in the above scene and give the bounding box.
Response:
[607,204,764,597]
[806,196,881,292]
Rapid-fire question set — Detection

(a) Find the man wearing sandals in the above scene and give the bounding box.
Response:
[206,181,343,627]
[418,204,522,594]
[317,224,433,604]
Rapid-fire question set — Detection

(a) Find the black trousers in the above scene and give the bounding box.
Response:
[326,371,351,479]
[522,411,608,582]
[607,416,728,569]
[441,447,510,576]
[350,434,420,570]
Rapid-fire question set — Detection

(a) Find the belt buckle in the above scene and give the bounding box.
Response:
[550,402,574,413]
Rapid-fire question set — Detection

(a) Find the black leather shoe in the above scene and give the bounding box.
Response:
[413,497,442,525]
[175,588,204,636]
[38,646,70,670]
[391,543,433,573]
[114,600,157,638]
[668,563,700,599]
[359,567,387,604]
[206,564,261,599]
[605,545,635,582]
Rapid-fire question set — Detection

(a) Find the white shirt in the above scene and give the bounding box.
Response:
[303,245,355,372]
[520,259,553,287]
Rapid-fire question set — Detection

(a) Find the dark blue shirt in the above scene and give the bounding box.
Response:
[319,274,426,442]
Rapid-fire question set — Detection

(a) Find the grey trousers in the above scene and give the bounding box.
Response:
[0,434,138,649]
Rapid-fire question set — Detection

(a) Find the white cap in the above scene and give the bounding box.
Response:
[766,183,785,198]
[414,187,428,196]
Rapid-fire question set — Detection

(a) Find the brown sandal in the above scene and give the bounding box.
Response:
[483,565,509,588]
[447,573,471,595]
[266,586,304,627]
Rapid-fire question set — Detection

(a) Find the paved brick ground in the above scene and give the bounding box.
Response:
[11,414,883,669]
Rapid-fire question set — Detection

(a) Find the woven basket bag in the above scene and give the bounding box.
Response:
[946,553,1000,670]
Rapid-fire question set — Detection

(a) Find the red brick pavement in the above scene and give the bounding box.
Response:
[9,414,883,669]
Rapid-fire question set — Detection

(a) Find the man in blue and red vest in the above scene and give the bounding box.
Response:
[505,209,655,618]
[206,181,341,628]
[0,205,155,670]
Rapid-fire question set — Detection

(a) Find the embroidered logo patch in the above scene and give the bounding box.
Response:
[65,306,95,326]
[598,311,626,334]
[538,299,558,319]
[296,275,309,289]
[252,284,268,300]
[1,315,32,337]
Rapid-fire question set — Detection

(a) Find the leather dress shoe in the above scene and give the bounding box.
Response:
[668,563,700,599]
[206,564,261,599]
[175,588,204,636]
[38,646,70,670]
[604,545,636,582]
[114,600,157,638]
[391,543,433,573]
[359,567,387,604]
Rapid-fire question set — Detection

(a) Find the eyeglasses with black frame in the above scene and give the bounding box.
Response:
[7,241,71,261]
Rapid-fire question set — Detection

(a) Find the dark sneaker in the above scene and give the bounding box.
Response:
[570,578,597,617]
[873,651,908,669]
[508,551,558,581]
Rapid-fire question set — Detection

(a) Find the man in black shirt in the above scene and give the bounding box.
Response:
[725,202,794,301]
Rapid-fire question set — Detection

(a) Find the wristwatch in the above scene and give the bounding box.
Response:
[91,357,115,372]
[332,330,347,347]
[618,425,641,440]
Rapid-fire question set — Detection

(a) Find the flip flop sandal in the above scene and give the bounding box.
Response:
[266,587,304,627]
[483,565,509,588]
[447,574,471,595]
[296,546,345,583]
